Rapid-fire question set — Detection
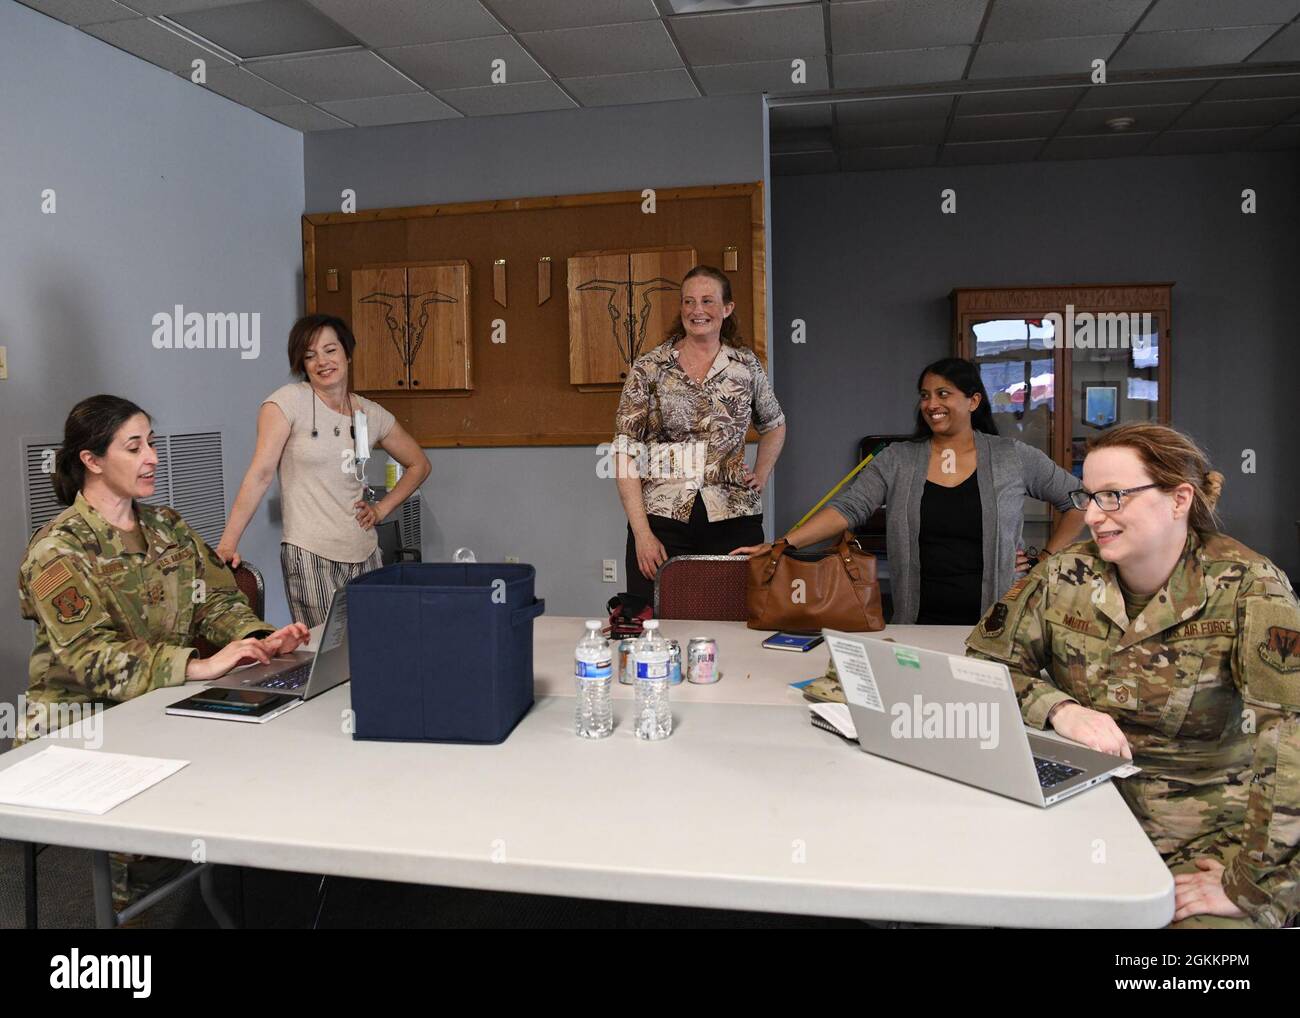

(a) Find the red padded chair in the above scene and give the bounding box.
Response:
[654,554,751,621]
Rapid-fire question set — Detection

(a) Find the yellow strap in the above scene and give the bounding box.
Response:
[792,444,884,531]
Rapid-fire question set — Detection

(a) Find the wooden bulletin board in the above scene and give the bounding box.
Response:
[302,182,766,447]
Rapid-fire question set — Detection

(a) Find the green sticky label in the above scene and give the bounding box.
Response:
[895,649,921,669]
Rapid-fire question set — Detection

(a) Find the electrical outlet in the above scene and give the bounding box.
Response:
[504,555,519,564]
[602,559,618,583]
[0,346,7,380]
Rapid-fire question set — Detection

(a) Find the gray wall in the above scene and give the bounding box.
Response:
[0,3,304,733]
[306,93,772,616]
[771,152,1300,578]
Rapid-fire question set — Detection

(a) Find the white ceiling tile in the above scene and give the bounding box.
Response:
[1147,126,1268,152]
[519,21,681,77]
[771,128,833,154]
[770,151,840,175]
[836,118,947,146]
[940,138,1046,164]
[982,0,1149,43]
[1251,122,1300,148]
[694,56,829,94]
[1177,96,1300,127]
[126,1,252,13]
[561,68,699,106]
[83,17,235,73]
[1140,0,1300,32]
[1040,131,1157,159]
[16,0,137,25]
[1203,73,1300,99]
[1059,103,1188,134]
[834,46,969,87]
[250,50,418,101]
[435,79,576,116]
[1249,23,1300,61]
[830,0,990,52]
[303,0,503,48]
[381,36,547,91]
[317,91,462,125]
[670,6,826,64]
[969,35,1126,79]
[956,87,1086,114]
[1109,26,1280,69]
[835,93,954,123]
[170,0,358,59]
[1076,79,1215,106]
[197,64,299,105]
[949,110,1067,142]
[258,102,351,130]
[487,0,660,33]
[769,102,834,130]
[837,144,939,170]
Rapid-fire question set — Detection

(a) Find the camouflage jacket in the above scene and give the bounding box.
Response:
[18,493,272,733]
[966,531,1300,929]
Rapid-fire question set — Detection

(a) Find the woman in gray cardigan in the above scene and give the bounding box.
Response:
[733,358,1088,625]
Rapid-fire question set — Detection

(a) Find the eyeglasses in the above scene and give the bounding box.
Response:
[1069,483,1160,512]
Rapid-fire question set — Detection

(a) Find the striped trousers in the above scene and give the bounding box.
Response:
[280,542,383,628]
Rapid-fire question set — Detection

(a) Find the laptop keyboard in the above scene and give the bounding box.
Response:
[1035,758,1083,790]
[247,664,310,691]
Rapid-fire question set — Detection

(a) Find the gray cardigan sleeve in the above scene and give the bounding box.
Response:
[824,444,895,529]
[1016,442,1081,512]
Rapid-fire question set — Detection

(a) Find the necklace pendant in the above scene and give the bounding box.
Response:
[333,425,341,437]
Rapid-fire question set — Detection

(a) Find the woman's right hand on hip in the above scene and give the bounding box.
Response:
[634,531,668,581]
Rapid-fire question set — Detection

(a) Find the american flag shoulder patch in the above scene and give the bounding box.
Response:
[30,558,74,602]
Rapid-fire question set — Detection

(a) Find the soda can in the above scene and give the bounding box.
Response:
[687,637,719,684]
[667,640,683,685]
[617,639,636,685]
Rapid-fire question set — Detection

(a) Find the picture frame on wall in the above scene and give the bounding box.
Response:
[1083,386,1118,429]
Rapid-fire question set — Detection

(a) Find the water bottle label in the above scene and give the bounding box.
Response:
[636,661,668,680]
[576,661,612,679]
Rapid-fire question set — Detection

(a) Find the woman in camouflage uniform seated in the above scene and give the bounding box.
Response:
[17,395,309,914]
[967,423,1299,928]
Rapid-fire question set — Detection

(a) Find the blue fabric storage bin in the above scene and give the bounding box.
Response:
[346,562,545,744]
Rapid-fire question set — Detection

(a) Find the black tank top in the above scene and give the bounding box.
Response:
[917,472,984,625]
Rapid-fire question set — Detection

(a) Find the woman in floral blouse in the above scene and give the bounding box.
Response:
[612,265,786,604]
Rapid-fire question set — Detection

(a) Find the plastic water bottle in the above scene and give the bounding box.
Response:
[574,620,613,739]
[633,619,672,741]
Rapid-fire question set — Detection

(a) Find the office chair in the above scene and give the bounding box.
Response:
[654,555,751,621]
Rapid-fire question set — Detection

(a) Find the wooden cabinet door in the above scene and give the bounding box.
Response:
[567,247,696,386]
[351,267,411,391]
[630,248,696,359]
[407,262,472,391]
[568,253,634,386]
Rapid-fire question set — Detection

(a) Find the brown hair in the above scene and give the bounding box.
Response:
[287,314,356,379]
[666,265,743,348]
[53,395,151,505]
[1086,423,1224,535]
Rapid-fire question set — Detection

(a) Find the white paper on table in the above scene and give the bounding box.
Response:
[0,746,188,815]
[825,635,885,713]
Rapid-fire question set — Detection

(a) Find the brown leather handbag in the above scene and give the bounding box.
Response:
[746,530,885,632]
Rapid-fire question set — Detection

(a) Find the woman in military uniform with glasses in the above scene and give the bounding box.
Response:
[967,423,1300,928]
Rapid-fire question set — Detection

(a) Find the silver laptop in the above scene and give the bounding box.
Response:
[207,588,351,700]
[822,630,1131,807]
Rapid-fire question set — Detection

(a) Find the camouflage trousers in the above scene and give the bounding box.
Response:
[110,852,186,912]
